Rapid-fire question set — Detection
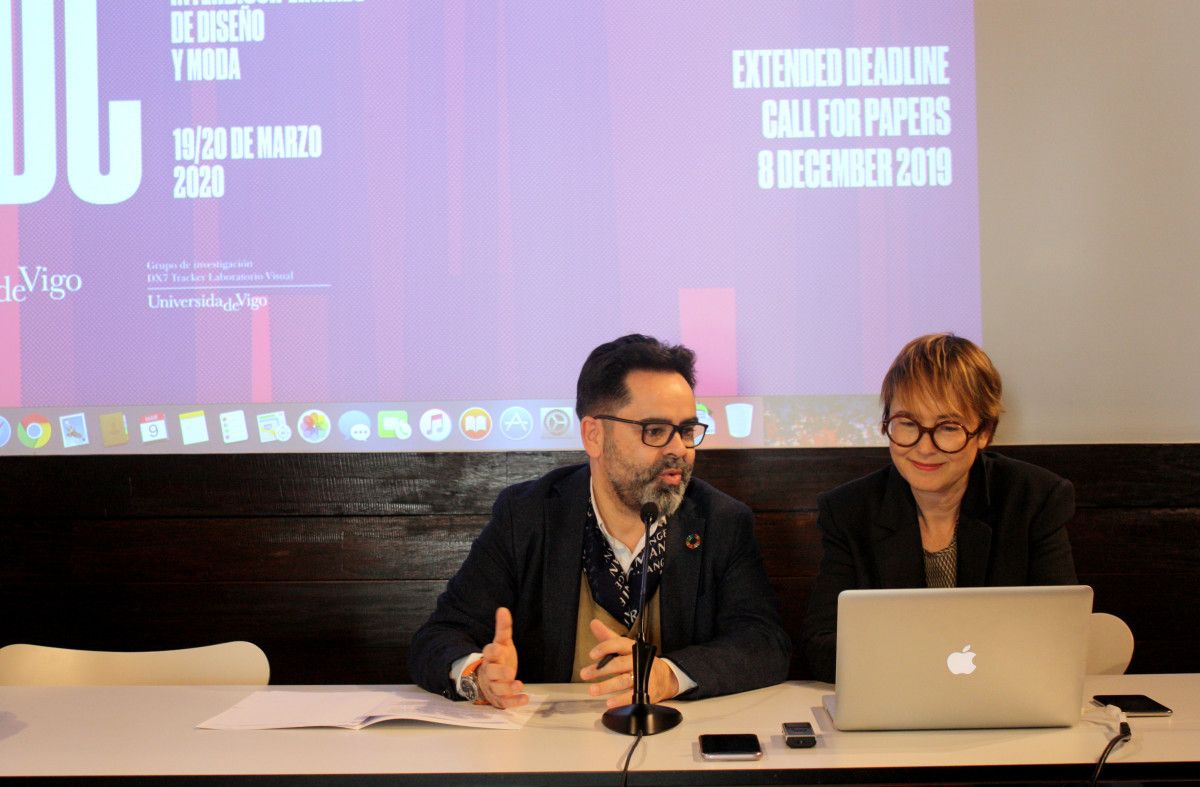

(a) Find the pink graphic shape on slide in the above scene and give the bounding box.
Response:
[0,206,19,405]
[190,83,233,404]
[679,288,737,397]
[251,305,272,403]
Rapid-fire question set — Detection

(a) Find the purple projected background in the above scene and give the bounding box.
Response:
[0,1,977,450]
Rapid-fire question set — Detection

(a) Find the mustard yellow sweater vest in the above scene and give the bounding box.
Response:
[571,571,662,682]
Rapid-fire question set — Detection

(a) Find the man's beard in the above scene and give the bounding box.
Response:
[606,453,693,519]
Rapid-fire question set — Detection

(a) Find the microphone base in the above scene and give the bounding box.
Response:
[601,703,683,736]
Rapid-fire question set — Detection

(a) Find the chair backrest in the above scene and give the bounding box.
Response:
[1086,612,1134,675]
[0,641,270,686]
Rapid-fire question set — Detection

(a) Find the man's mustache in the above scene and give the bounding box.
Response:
[650,456,690,474]
[639,456,692,486]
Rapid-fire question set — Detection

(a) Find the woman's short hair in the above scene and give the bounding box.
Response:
[880,334,1003,438]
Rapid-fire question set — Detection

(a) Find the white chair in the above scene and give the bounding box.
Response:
[1086,613,1134,675]
[0,641,269,686]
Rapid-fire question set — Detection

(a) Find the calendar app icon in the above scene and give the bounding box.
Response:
[139,412,168,443]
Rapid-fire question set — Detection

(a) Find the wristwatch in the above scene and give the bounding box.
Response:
[459,659,488,705]
[460,672,482,703]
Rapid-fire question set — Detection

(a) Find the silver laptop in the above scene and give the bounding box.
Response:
[823,585,1092,730]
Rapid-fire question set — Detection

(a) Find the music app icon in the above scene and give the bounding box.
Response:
[419,408,452,442]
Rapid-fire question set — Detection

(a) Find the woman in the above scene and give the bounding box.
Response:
[801,334,1077,683]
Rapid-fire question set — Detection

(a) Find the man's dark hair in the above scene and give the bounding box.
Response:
[575,334,696,419]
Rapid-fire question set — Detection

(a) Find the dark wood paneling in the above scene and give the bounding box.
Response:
[0,452,565,518]
[997,444,1200,508]
[1069,508,1200,573]
[0,580,443,684]
[0,445,1196,683]
[0,517,488,582]
[698,448,887,511]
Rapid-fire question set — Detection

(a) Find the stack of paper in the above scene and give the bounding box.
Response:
[198,687,542,731]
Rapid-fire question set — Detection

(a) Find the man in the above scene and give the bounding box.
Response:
[409,334,789,709]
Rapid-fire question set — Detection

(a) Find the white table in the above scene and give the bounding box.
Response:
[1,675,1197,784]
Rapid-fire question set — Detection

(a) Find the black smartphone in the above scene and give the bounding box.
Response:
[1093,694,1173,717]
[782,721,816,748]
[699,733,763,761]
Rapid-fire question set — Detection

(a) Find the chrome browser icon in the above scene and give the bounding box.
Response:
[18,413,52,448]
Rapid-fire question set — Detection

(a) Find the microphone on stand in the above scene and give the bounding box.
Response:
[602,501,683,736]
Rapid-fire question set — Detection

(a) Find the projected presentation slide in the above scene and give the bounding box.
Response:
[0,1,978,454]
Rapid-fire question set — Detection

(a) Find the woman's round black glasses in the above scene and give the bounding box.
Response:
[882,415,985,453]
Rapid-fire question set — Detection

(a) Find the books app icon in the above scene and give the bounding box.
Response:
[459,407,492,441]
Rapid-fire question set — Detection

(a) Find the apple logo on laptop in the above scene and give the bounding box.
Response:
[946,645,977,675]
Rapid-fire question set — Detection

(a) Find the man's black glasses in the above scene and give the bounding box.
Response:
[593,415,708,448]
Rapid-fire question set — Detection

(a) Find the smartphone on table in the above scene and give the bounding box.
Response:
[1092,694,1173,716]
[699,733,763,761]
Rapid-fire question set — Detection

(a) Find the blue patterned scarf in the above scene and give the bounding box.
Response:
[582,503,666,630]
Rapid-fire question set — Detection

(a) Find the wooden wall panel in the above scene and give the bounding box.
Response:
[0,580,440,684]
[0,445,1196,683]
[2,517,487,582]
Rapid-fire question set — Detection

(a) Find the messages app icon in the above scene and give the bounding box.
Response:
[378,410,411,440]
[339,410,371,441]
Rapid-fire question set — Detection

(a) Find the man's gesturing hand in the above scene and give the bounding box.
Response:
[476,607,528,709]
[579,618,679,709]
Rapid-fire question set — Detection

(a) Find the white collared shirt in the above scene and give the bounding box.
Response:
[588,477,662,573]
